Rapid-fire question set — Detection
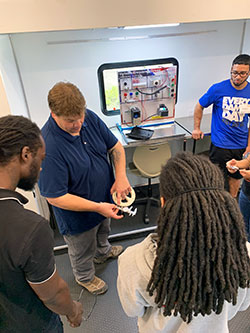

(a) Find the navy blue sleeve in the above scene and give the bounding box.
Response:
[39,153,69,198]
[199,85,216,108]
[97,115,118,150]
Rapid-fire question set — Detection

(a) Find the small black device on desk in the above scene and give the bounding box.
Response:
[126,126,154,140]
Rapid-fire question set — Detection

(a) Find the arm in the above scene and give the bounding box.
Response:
[243,125,250,156]
[239,169,250,182]
[109,141,131,204]
[29,269,83,328]
[117,253,148,318]
[226,154,250,174]
[192,102,204,140]
[46,193,123,220]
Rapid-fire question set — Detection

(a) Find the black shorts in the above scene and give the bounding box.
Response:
[209,143,245,180]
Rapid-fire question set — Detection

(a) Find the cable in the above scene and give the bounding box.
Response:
[141,113,158,123]
[77,289,97,321]
[123,120,132,127]
[136,85,168,96]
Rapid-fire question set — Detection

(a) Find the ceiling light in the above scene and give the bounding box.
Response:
[109,35,149,41]
[124,23,180,29]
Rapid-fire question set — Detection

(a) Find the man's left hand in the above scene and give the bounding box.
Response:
[240,169,250,182]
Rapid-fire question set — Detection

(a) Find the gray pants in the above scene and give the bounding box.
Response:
[63,219,111,282]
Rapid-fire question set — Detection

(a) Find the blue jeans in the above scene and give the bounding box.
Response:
[42,313,64,333]
[239,190,250,242]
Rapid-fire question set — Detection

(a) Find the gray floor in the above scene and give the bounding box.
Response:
[55,236,250,333]
[55,238,140,333]
[54,186,250,333]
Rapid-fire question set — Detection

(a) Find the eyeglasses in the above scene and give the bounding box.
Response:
[231,71,249,77]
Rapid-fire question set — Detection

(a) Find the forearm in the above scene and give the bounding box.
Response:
[29,271,81,321]
[247,126,250,147]
[47,193,101,212]
[194,102,204,130]
[46,193,121,219]
[236,159,250,169]
[43,278,76,317]
[109,141,127,178]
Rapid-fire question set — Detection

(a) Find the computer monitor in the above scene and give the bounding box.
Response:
[97,57,179,126]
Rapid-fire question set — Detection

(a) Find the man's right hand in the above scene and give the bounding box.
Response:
[98,202,124,220]
[67,301,83,328]
[192,129,204,140]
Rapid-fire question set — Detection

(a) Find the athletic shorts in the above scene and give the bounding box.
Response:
[209,143,245,180]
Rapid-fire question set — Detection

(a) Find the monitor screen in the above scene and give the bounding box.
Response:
[118,64,177,127]
[97,58,179,117]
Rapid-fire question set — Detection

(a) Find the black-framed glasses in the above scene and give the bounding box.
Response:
[231,71,249,77]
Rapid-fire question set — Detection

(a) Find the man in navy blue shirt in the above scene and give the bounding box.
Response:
[192,54,250,198]
[39,82,131,295]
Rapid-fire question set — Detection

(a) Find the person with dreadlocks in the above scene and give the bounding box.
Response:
[0,115,83,332]
[117,152,250,333]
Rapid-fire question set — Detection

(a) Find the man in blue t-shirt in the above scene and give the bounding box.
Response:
[192,54,250,198]
[39,82,131,295]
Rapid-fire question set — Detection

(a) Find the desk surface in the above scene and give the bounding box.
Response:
[111,122,189,147]
[175,113,212,137]
[111,113,212,147]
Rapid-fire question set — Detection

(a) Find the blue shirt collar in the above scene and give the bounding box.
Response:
[48,111,88,142]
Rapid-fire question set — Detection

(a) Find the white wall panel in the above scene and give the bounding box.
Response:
[9,20,246,128]
[243,20,250,54]
[0,36,29,117]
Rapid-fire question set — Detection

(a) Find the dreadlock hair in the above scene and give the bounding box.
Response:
[0,115,42,166]
[48,82,86,117]
[147,152,250,323]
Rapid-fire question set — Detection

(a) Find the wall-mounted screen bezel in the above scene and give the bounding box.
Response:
[97,57,179,116]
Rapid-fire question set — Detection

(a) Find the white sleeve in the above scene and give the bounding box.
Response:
[246,242,250,258]
[117,247,149,318]
[238,288,250,312]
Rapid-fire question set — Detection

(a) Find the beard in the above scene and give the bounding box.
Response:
[232,77,248,87]
[234,81,244,87]
[17,159,39,191]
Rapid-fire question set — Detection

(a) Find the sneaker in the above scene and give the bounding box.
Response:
[76,276,108,295]
[94,245,124,264]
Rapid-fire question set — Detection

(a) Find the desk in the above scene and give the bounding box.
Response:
[175,113,212,153]
[111,122,189,148]
[175,113,212,137]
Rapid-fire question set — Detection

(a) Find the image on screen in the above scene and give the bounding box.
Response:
[97,58,179,117]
